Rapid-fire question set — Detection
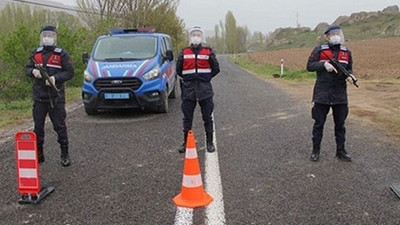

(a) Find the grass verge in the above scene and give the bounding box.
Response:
[0,87,82,128]
[230,54,315,81]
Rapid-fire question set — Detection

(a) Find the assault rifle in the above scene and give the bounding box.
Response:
[320,50,359,88]
[31,57,61,97]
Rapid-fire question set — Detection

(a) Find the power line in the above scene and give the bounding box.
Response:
[9,0,106,16]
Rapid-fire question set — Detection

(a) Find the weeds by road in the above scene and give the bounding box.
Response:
[230,54,315,81]
[0,87,82,128]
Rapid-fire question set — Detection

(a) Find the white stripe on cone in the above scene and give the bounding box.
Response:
[18,150,36,160]
[182,174,203,188]
[19,169,37,178]
[185,148,197,159]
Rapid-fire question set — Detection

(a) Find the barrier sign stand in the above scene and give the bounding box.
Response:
[15,131,54,204]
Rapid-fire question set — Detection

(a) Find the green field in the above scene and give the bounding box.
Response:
[230,55,315,81]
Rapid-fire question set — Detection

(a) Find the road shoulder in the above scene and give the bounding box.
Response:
[0,99,83,144]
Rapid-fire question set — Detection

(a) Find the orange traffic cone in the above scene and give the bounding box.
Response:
[173,130,213,208]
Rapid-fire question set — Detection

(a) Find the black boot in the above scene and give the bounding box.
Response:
[336,145,351,162]
[37,146,45,164]
[60,146,71,167]
[206,132,215,153]
[178,142,186,153]
[309,145,320,162]
[207,142,215,153]
[178,132,188,153]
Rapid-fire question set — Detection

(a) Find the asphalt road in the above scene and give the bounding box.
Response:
[1,56,400,224]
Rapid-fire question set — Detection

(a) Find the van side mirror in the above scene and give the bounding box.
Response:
[165,50,174,61]
[82,52,89,64]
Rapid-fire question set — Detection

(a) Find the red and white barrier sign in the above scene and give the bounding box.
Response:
[15,131,40,196]
[15,131,54,204]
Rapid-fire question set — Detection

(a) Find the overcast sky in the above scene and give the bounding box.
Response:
[30,0,400,33]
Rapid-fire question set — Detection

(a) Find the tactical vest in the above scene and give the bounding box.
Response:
[33,47,63,69]
[319,44,349,64]
[182,47,212,78]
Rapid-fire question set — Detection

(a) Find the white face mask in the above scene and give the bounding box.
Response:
[190,36,202,45]
[329,35,341,45]
[42,37,55,46]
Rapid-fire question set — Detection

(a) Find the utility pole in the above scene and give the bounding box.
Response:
[296,12,300,28]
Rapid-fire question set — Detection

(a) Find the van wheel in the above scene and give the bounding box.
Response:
[169,79,178,99]
[85,106,98,115]
[156,90,169,113]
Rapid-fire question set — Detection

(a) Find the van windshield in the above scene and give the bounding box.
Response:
[93,36,157,61]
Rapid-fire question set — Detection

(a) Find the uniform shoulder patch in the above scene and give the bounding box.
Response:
[202,47,213,53]
[54,47,63,53]
[183,47,194,54]
[36,47,43,52]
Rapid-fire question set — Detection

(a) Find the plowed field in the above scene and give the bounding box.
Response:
[249,37,400,79]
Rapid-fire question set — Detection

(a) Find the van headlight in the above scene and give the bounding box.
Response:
[84,70,92,82]
[143,66,160,81]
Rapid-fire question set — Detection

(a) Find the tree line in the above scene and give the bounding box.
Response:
[0,0,185,102]
[205,10,268,54]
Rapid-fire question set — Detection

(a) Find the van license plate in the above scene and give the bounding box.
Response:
[104,93,130,100]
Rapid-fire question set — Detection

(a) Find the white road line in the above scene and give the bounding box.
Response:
[174,113,225,225]
[205,114,226,225]
[174,207,193,225]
